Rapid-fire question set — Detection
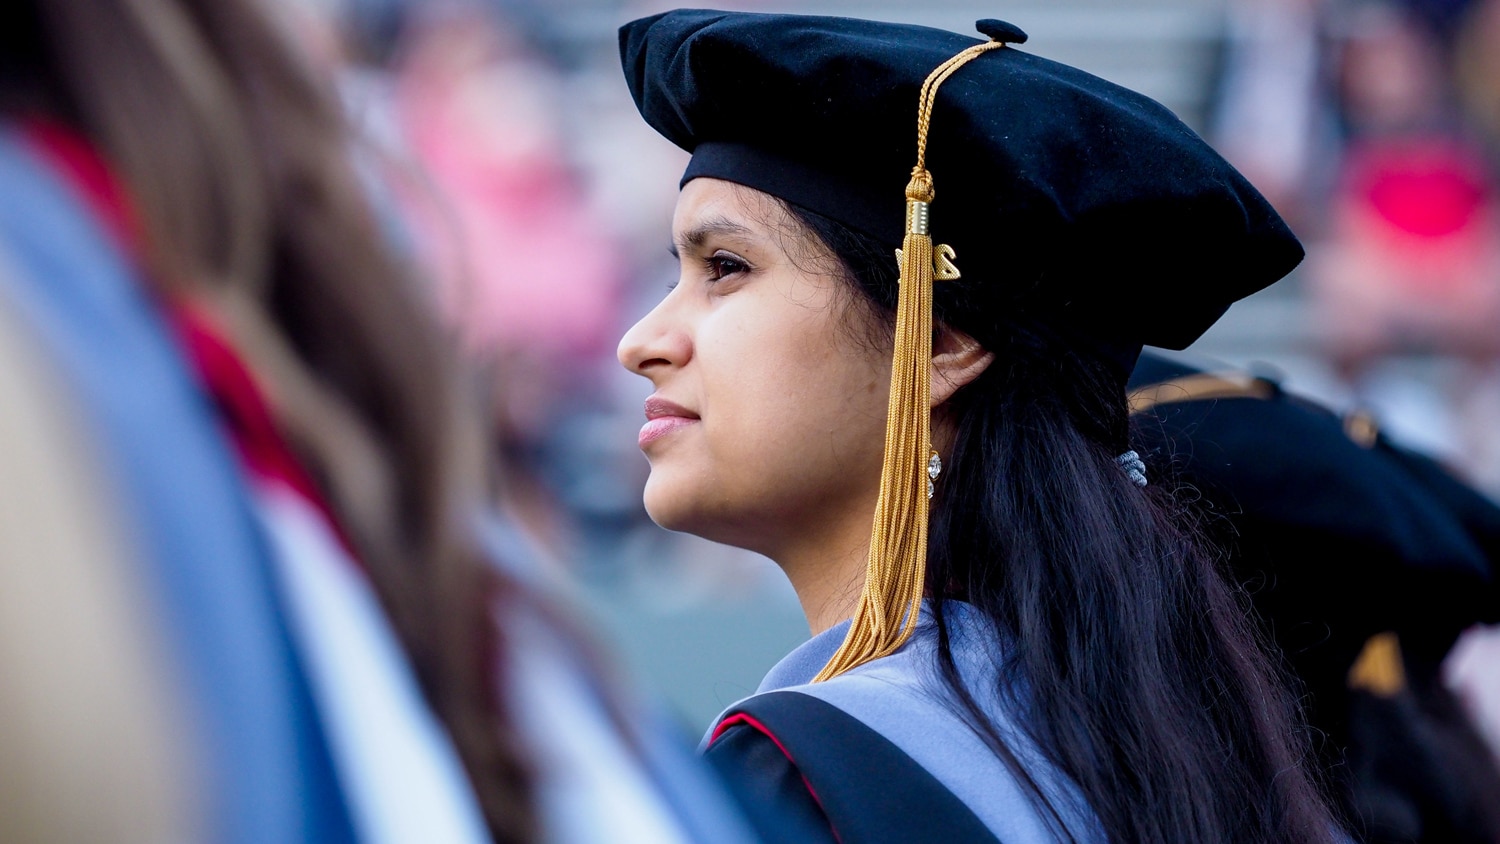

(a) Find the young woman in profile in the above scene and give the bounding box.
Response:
[618,10,1346,844]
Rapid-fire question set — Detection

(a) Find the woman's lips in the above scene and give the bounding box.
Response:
[639,396,699,449]
[638,416,697,448]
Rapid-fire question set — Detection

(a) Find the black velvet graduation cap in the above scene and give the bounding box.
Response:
[619,9,1304,353]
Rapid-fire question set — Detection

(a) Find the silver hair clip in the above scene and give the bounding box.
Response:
[1116,450,1148,488]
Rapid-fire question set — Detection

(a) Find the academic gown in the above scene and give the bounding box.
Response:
[704,601,1105,844]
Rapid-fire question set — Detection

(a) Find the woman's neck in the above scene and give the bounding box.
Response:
[772,517,871,636]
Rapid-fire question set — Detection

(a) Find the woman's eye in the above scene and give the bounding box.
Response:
[705,253,748,281]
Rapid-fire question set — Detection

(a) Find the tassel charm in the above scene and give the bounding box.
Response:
[896,241,963,281]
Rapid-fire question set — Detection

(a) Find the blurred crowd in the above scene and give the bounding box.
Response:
[1215,0,1500,493]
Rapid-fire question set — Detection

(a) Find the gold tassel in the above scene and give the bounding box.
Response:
[814,38,1006,682]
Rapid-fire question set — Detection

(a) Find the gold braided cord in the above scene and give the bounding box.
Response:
[814,37,1006,682]
[914,41,1006,174]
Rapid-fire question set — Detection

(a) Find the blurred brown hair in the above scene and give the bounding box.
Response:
[5,0,534,839]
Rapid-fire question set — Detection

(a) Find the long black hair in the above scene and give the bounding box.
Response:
[786,201,1342,843]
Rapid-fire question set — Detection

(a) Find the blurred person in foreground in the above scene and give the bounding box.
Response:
[0,0,762,841]
[1130,351,1500,843]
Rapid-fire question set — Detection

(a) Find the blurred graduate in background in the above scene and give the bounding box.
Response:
[1130,351,1500,843]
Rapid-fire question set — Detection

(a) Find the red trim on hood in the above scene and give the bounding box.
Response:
[712,712,840,842]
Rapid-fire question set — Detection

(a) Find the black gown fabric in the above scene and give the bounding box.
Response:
[705,691,1000,844]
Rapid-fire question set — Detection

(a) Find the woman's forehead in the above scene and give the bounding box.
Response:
[674,178,765,230]
[673,179,813,255]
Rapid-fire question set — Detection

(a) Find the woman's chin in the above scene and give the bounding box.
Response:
[641,472,699,533]
[641,474,752,549]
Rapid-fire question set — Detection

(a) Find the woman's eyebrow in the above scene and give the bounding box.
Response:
[670,216,755,258]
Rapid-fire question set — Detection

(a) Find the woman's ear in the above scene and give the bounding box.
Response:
[931,325,993,407]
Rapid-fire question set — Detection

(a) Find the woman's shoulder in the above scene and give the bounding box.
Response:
[752,601,1023,756]
[709,603,1103,843]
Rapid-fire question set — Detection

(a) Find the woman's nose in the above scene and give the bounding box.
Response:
[617,296,691,377]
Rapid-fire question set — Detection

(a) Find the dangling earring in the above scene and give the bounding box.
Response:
[927,449,942,499]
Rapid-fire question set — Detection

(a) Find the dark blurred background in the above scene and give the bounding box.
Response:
[269,0,1500,748]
